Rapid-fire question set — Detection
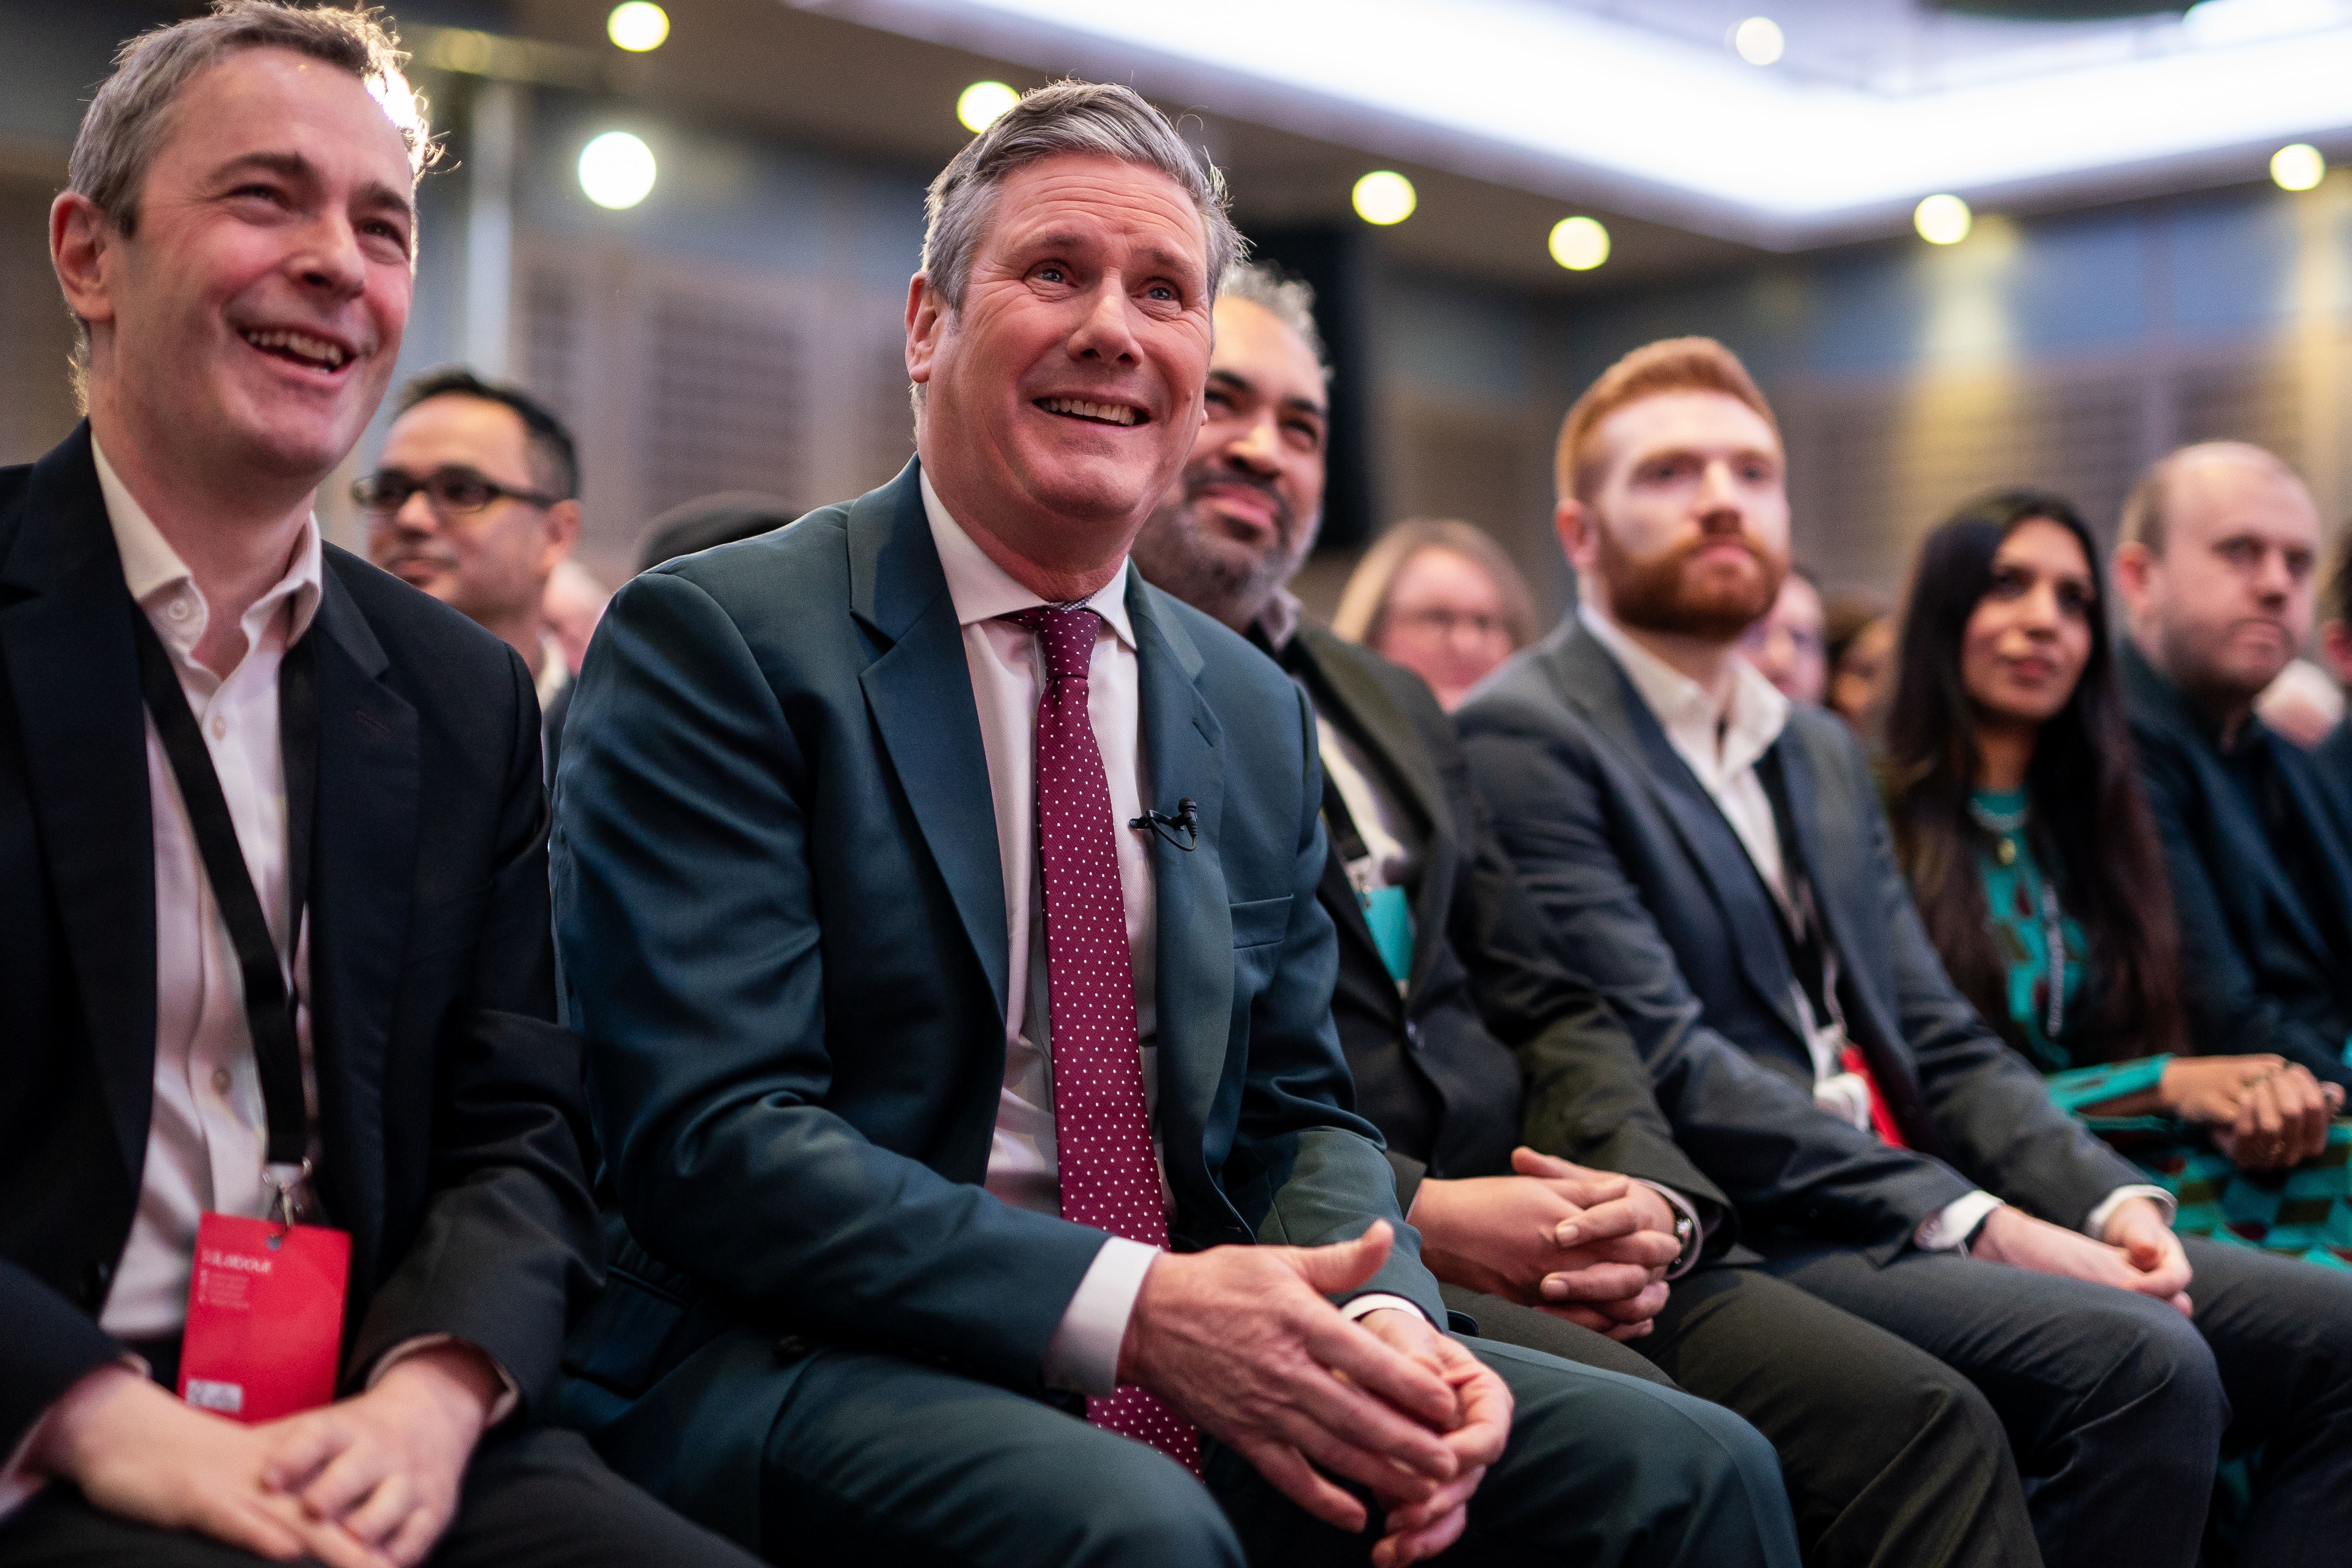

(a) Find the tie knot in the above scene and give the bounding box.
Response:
[1005,606,1101,682]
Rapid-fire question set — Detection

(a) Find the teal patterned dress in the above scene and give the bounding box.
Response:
[1973,788,2352,1270]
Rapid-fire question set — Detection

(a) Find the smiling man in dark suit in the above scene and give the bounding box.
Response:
[1458,336,2352,1568]
[0,8,760,1568]
[550,81,1795,1568]
[1132,266,2037,1568]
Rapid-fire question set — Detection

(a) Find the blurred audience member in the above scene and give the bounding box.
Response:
[1460,335,2352,1568]
[1823,587,1893,734]
[2,7,757,1567]
[1885,489,2352,1266]
[1333,517,1538,711]
[544,558,608,675]
[2115,443,2352,1096]
[2312,533,2352,786]
[635,490,796,572]
[1136,265,2015,1568]
[360,368,579,769]
[1738,564,1827,704]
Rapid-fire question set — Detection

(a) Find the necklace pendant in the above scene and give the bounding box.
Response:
[1996,837,2018,866]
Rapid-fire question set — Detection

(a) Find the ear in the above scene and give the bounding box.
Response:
[50,192,116,337]
[1555,496,1594,575]
[905,271,944,390]
[2111,538,2157,612]
[539,499,581,576]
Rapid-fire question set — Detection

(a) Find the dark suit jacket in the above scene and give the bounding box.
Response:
[0,426,600,1459]
[1458,622,2144,1255]
[549,462,1440,1549]
[1284,626,1733,1256]
[2122,641,2352,1090]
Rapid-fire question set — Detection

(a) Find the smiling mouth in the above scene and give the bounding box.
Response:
[1037,396,1146,427]
[242,328,355,372]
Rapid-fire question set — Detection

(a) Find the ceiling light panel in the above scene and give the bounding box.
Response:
[801,0,2352,245]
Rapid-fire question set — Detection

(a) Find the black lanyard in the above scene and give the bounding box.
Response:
[130,608,318,1177]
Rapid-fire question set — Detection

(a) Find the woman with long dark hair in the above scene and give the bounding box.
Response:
[1885,488,2352,1268]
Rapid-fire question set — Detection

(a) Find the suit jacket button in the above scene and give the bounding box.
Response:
[1403,1020,1422,1048]
[79,1260,112,1309]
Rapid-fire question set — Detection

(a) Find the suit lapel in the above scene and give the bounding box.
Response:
[1291,630,1452,999]
[850,463,1011,1020]
[1769,729,1937,1144]
[304,564,416,1274]
[0,426,158,1182]
[1553,628,1810,1042]
[1129,580,1232,1151]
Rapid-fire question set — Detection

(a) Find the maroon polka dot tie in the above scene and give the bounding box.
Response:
[1004,606,1201,1476]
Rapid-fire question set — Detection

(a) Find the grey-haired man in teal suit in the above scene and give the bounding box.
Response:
[549,81,1796,1568]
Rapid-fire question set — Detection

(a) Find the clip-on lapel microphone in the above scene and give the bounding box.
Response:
[1130,798,1200,851]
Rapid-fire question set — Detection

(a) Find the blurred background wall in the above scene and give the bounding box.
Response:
[3,0,2349,621]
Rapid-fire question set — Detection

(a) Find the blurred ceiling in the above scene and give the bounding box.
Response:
[798,0,2352,243]
[505,0,1758,294]
[490,0,2352,292]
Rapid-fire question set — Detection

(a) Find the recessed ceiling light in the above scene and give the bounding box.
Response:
[1549,216,1610,271]
[957,81,1021,133]
[579,132,656,209]
[1914,193,1972,244]
[1352,170,1417,225]
[2272,142,2326,190]
[1731,17,1784,66]
[606,3,669,52]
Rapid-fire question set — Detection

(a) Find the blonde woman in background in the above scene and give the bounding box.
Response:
[1334,518,1541,710]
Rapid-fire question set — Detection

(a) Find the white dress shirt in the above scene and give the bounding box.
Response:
[1579,604,2169,1248]
[925,479,1417,1397]
[97,439,329,1338]
[0,445,514,1522]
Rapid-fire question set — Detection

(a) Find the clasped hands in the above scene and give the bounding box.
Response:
[2161,1054,2343,1171]
[31,1341,501,1567]
[1410,1148,1685,1340]
[1119,1220,1508,1567]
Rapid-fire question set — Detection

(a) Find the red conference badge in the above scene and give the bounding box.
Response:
[177,1212,350,1423]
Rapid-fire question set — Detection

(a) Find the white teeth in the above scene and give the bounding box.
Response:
[242,328,350,369]
[1041,396,1138,426]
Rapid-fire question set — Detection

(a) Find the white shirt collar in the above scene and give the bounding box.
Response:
[92,433,324,657]
[1579,600,1788,770]
[920,468,1135,648]
[1254,588,1305,654]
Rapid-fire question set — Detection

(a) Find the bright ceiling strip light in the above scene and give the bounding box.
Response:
[802,0,2352,243]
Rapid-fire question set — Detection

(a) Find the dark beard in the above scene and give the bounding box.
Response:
[1598,519,1784,643]
[1131,485,1307,633]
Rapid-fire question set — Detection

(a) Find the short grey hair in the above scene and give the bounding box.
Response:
[69,2,432,233]
[61,2,431,404]
[921,80,1240,312]
[1220,261,1329,376]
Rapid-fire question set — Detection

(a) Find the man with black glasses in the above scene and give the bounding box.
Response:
[360,368,582,769]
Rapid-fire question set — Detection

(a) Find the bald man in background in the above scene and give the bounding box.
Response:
[2115,443,2352,1097]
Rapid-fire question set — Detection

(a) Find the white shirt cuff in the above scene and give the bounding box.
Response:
[0,1415,52,1523]
[1631,1180,1705,1279]
[1916,1191,2007,1254]
[2084,1185,2178,1240]
[1340,1292,1432,1327]
[366,1335,522,1429]
[1814,1071,1875,1132]
[1041,1236,1161,1397]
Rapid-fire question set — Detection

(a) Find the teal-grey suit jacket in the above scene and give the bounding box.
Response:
[549,462,1439,1547]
